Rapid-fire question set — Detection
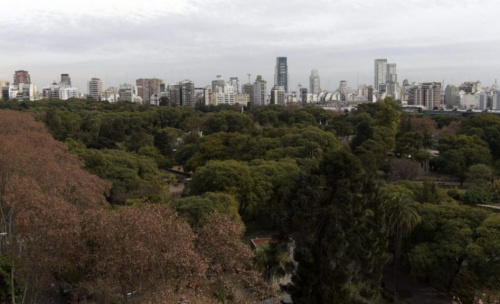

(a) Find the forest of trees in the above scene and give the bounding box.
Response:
[0,98,500,303]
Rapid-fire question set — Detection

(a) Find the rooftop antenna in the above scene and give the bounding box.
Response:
[247,73,251,84]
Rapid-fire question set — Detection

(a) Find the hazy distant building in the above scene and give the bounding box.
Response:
[13,70,31,85]
[253,75,267,106]
[212,75,225,93]
[101,87,119,103]
[477,91,488,110]
[374,59,387,91]
[300,88,308,104]
[60,74,71,87]
[275,57,288,92]
[386,64,397,83]
[118,84,139,102]
[493,91,500,110]
[444,85,460,108]
[385,63,399,99]
[459,81,482,94]
[60,87,79,100]
[136,78,164,104]
[0,81,9,100]
[179,80,195,107]
[338,80,348,101]
[20,84,37,101]
[88,78,103,100]
[408,82,441,109]
[242,83,254,105]
[270,85,286,105]
[229,77,239,94]
[194,87,211,106]
[235,94,250,106]
[460,93,476,109]
[309,70,320,94]
[168,84,181,106]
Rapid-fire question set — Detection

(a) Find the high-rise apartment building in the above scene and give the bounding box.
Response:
[408,82,442,109]
[253,75,267,106]
[309,70,320,94]
[212,75,225,93]
[275,57,288,92]
[374,59,387,91]
[300,88,309,104]
[444,85,459,108]
[118,84,138,102]
[88,78,103,100]
[179,80,195,107]
[13,70,31,85]
[60,74,71,87]
[242,83,254,104]
[136,78,164,104]
[476,91,488,110]
[386,64,397,83]
[168,84,181,106]
[270,86,286,105]
[493,91,500,110]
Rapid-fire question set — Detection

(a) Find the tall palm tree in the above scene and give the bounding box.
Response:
[386,193,421,303]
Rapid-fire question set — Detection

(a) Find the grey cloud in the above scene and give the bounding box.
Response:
[1,0,500,92]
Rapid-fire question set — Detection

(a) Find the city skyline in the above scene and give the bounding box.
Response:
[1,0,500,91]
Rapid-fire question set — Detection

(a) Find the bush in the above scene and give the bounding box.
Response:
[462,186,492,205]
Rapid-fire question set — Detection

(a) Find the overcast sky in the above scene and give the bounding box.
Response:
[1,0,500,92]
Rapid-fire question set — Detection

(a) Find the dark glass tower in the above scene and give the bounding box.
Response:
[275,57,288,92]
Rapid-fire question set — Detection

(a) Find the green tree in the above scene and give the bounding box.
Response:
[189,160,269,216]
[386,193,421,303]
[172,192,241,227]
[289,150,388,303]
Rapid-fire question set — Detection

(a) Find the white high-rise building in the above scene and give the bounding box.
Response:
[476,91,488,110]
[374,59,388,92]
[118,84,139,102]
[60,87,79,100]
[309,70,320,94]
[493,91,500,110]
[88,78,103,100]
[253,75,267,106]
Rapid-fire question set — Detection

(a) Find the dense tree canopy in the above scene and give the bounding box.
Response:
[3,98,500,303]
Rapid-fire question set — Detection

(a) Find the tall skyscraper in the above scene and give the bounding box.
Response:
[374,59,387,91]
[274,57,288,92]
[309,70,320,94]
[253,75,267,106]
[13,70,31,85]
[179,80,195,107]
[386,64,397,83]
[88,78,103,100]
[136,78,164,104]
[60,74,71,87]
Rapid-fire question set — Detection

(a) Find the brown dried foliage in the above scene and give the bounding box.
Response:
[0,110,273,303]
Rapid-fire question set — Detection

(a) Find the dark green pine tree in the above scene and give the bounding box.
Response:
[289,149,389,304]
